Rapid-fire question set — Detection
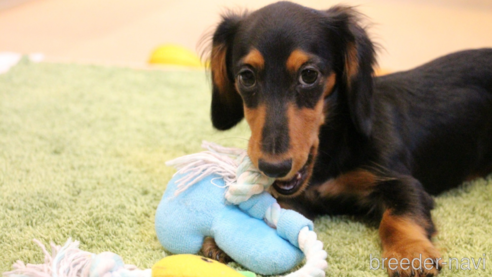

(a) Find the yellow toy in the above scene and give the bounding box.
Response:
[148,44,204,68]
[152,254,255,277]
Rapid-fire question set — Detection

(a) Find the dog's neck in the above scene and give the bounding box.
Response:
[310,99,374,185]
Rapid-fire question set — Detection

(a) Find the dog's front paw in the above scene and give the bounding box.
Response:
[383,239,442,277]
[201,237,231,263]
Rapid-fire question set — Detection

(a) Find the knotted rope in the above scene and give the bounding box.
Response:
[3,239,150,277]
[166,141,275,204]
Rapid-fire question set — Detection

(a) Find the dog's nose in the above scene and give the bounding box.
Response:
[258,159,292,178]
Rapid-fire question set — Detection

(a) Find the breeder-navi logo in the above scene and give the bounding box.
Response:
[369,254,486,271]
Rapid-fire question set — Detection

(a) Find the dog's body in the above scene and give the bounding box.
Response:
[305,49,492,214]
[203,2,492,276]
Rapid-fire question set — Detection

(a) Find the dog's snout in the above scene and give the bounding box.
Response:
[258,159,292,178]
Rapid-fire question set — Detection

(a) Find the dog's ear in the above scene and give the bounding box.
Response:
[209,13,245,130]
[324,6,376,136]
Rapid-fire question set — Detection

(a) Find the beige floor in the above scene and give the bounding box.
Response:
[1,0,491,71]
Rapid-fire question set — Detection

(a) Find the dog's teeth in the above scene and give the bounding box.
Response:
[283,183,295,190]
[296,172,302,180]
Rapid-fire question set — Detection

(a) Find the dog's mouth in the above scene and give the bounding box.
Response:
[272,154,313,195]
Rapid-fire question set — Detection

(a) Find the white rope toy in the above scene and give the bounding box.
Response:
[4,239,150,277]
[167,141,328,277]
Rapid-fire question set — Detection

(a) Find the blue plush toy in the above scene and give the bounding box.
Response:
[156,174,309,274]
[155,142,328,276]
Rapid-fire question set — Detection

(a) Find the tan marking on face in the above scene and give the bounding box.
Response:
[243,48,264,70]
[245,101,325,197]
[321,72,337,124]
[279,73,335,174]
[244,71,336,197]
[379,210,441,276]
[262,101,324,197]
[345,42,359,83]
[284,102,324,177]
[211,44,228,93]
[286,49,310,73]
[323,73,337,98]
[244,105,266,169]
[316,169,378,200]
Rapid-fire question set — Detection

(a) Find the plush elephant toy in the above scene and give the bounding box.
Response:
[155,173,313,275]
[155,142,327,276]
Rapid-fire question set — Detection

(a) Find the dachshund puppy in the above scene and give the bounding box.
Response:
[204,2,492,276]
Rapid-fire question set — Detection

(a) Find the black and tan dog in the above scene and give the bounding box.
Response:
[202,2,492,276]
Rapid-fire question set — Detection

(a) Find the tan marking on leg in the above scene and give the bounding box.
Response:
[379,210,441,277]
[317,169,378,200]
[286,49,310,74]
[201,237,230,263]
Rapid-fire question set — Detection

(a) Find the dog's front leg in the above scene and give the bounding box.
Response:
[307,170,442,277]
[376,176,442,277]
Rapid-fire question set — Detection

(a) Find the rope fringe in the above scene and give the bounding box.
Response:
[3,239,150,277]
[166,141,274,204]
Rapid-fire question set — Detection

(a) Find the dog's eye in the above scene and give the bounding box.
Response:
[300,68,319,85]
[238,69,256,88]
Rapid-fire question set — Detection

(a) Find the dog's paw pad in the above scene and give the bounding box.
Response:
[201,237,231,263]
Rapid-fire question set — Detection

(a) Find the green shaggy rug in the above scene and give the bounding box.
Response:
[1,60,491,276]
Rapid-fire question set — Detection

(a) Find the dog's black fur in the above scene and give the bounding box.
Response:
[206,2,492,276]
[311,48,492,206]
